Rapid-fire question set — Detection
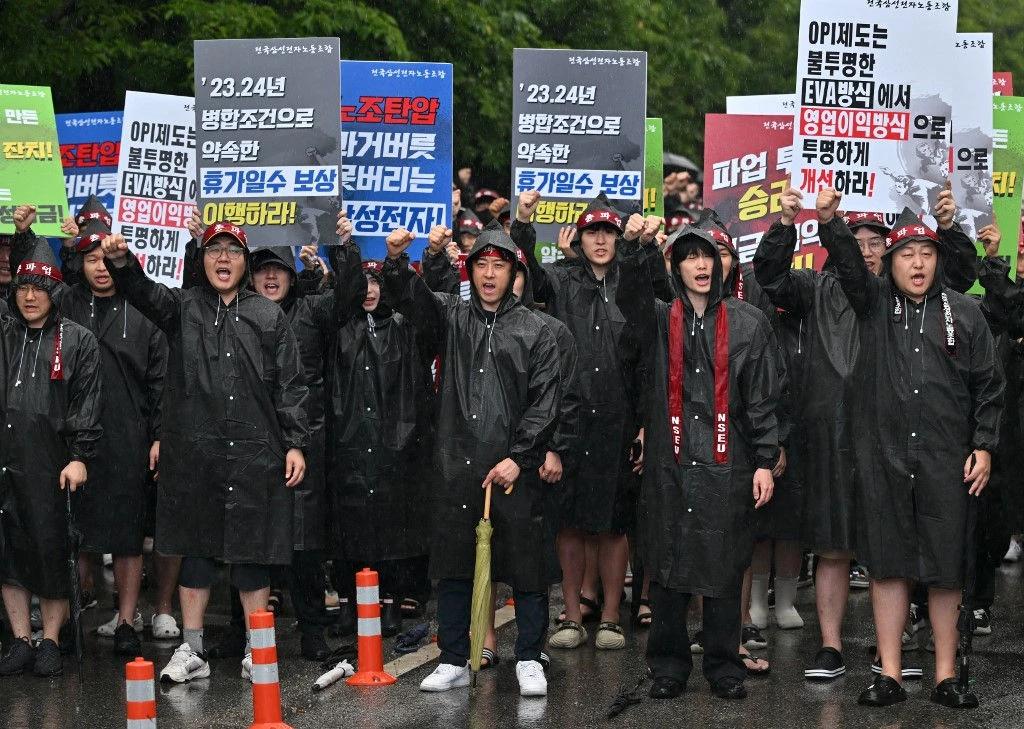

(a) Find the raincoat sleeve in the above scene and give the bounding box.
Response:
[382,253,451,350]
[740,313,781,470]
[509,321,562,472]
[614,243,664,352]
[272,312,310,451]
[819,216,881,318]
[181,237,202,290]
[8,228,36,274]
[322,242,366,330]
[144,327,167,442]
[421,249,460,295]
[106,253,183,335]
[63,330,103,464]
[967,309,1004,453]
[510,219,557,305]
[295,267,325,297]
[938,223,979,294]
[548,326,581,469]
[752,221,817,317]
[978,256,1024,338]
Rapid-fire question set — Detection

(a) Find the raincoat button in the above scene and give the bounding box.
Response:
[694,415,699,420]
[687,508,692,513]
[229,441,234,446]
[367,448,372,453]
[369,489,373,494]
[479,368,484,373]
[911,432,916,437]
[365,366,370,371]
[914,347,919,352]
[226,352,231,357]
[910,474,915,479]
[592,409,596,414]
[585,451,590,456]
[695,368,700,373]
[472,415,477,419]
[462,504,467,509]
[914,389,919,394]
[228,486,233,491]
[466,460,471,465]
[691,461,697,466]
[229,395,234,400]
[595,325,600,330]
[594,367,599,372]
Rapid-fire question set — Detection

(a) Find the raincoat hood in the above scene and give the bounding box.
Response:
[667,212,728,311]
[880,207,944,297]
[466,220,521,314]
[74,195,113,254]
[9,236,66,324]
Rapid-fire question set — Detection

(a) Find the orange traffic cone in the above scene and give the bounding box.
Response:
[247,611,293,729]
[347,568,397,686]
[125,657,157,729]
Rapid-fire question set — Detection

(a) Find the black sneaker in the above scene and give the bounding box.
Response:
[33,638,63,677]
[0,638,36,676]
[858,675,907,707]
[930,677,979,708]
[300,630,330,661]
[849,565,870,589]
[972,609,992,636]
[710,676,747,700]
[329,600,355,638]
[114,622,143,656]
[742,625,768,650]
[804,647,846,680]
[870,657,923,679]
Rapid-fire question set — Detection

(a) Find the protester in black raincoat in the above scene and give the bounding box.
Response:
[250,243,335,660]
[324,239,432,639]
[53,196,167,657]
[616,217,779,702]
[752,185,979,682]
[0,209,101,678]
[101,221,308,685]
[0,234,12,308]
[514,193,655,650]
[814,190,1003,709]
[381,222,561,697]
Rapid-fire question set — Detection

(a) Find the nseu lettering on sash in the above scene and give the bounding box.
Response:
[512,49,647,262]
[57,111,122,213]
[195,38,342,249]
[340,60,453,261]
[790,0,958,215]
[113,91,196,287]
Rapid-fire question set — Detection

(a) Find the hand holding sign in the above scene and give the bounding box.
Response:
[978,223,1002,258]
[934,181,956,231]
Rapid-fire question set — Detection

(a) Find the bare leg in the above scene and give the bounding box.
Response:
[238,587,271,624]
[582,535,599,604]
[597,533,628,624]
[179,587,211,631]
[870,578,909,682]
[77,553,94,595]
[1,584,32,638]
[556,528,586,623]
[114,555,143,624]
[154,553,181,615]
[816,556,851,650]
[928,587,960,685]
[39,598,68,643]
[741,567,753,625]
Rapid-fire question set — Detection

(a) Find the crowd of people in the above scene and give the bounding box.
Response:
[0,162,1019,711]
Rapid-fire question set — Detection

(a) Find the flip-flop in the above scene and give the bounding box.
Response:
[633,598,652,628]
[480,647,500,670]
[739,650,770,675]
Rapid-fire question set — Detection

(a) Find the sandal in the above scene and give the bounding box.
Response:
[549,620,588,649]
[480,646,500,670]
[633,598,652,628]
[267,590,283,615]
[555,594,600,625]
[595,621,626,650]
[739,650,770,675]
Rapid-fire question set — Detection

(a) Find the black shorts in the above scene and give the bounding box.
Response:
[178,557,271,592]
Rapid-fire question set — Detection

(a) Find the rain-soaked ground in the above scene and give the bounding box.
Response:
[1,557,1023,728]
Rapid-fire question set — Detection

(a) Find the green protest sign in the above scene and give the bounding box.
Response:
[0,84,70,236]
[644,117,664,219]
[991,96,1024,275]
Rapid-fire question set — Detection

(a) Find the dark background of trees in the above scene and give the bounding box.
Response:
[2,0,1020,189]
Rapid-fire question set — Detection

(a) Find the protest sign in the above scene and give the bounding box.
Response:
[195,38,341,249]
[790,1,959,216]
[726,94,797,115]
[113,91,196,287]
[0,84,69,236]
[511,48,647,262]
[949,33,993,240]
[644,117,664,218]
[704,113,822,269]
[57,111,122,214]
[993,72,1014,96]
[991,96,1024,274]
[340,60,453,261]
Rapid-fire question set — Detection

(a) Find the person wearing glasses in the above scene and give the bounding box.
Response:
[100,221,309,686]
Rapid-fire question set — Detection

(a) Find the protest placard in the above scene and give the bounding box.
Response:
[340,60,453,261]
[704,113,822,269]
[511,48,647,262]
[790,1,959,216]
[949,33,993,240]
[113,91,196,287]
[726,94,797,115]
[195,38,341,249]
[644,118,664,219]
[992,96,1024,274]
[57,111,122,214]
[993,72,1014,96]
[0,84,70,237]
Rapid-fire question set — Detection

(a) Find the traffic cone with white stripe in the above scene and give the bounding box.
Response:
[247,611,293,729]
[125,657,156,729]
[347,568,397,686]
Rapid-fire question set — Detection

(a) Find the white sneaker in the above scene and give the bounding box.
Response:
[97,611,144,637]
[1003,538,1022,562]
[419,662,471,692]
[159,643,210,683]
[241,652,253,681]
[151,613,181,640]
[516,660,548,697]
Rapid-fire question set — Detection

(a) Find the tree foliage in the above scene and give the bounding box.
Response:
[1,0,1019,189]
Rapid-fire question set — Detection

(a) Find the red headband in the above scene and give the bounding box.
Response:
[476,245,510,260]
[843,211,887,230]
[361,260,384,274]
[885,224,939,251]
[76,210,113,228]
[707,228,733,248]
[17,260,63,283]
[75,231,109,252]
[576,209,623,231]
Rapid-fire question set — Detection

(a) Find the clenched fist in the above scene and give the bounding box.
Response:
[385,228,415,260]
[101,233,130,266]
[779,187,803,227]
[427,225,453,255]
[517,190,541,223]
[816,188,842,224]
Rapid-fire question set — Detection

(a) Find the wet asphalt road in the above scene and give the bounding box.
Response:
[1,559,1023,728]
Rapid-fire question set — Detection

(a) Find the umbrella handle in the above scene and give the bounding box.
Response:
[483,483,492,521]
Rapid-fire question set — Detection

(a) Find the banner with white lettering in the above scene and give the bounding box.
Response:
[56,111,122,214]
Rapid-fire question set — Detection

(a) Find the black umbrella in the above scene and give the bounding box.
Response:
[957,476,979,695]
[65,486,84,682]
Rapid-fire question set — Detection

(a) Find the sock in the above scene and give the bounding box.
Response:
[749,574,770,629]
[773,577,804,629]
[183,628,204,654]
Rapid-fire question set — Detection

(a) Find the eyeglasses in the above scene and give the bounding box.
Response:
[204,244,245,259]
[858,236,886,253]
[15,283,45,295]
